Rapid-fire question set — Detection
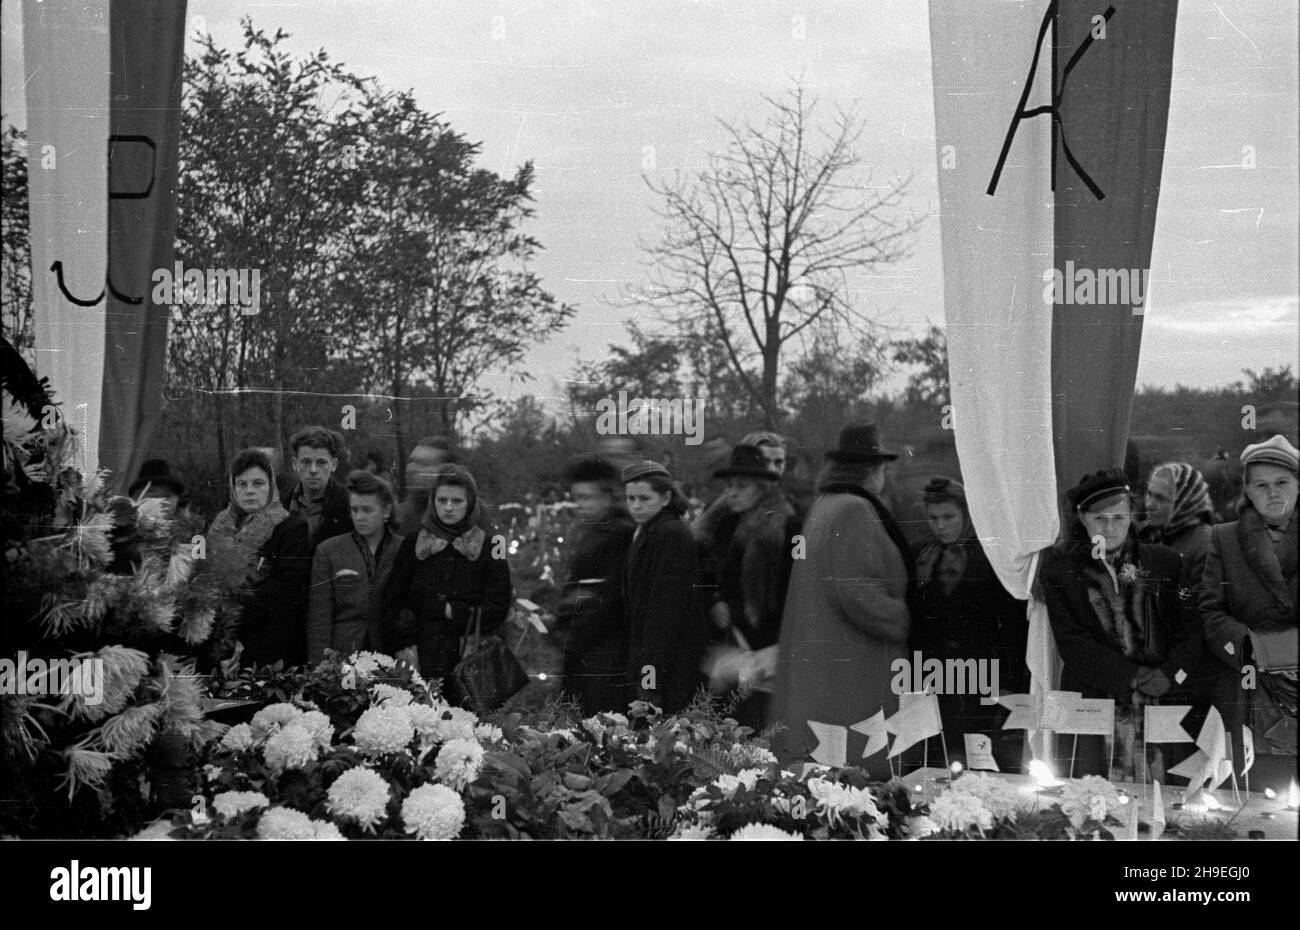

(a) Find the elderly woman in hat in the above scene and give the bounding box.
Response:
[1040,469,1204,781]
[621,460,707,713]
[696,443,800,726]
[910,476,1028,770]
[770,425,913,777]
[1200,435,1298,781]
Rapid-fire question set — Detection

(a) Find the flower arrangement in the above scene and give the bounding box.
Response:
[914,770,1128,840]
[2,371,241,837]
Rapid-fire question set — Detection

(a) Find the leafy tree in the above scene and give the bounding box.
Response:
[891,324,949,407]
[1,121,32,354]
[164,20,369,476]
[334,87,572,460]
[637,82,922,428]
[1242,365,1297,398]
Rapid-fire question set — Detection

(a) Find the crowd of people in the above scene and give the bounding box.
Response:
[125,421,1298,784]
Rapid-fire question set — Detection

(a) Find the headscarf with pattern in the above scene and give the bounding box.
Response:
[1142,462,1212,543]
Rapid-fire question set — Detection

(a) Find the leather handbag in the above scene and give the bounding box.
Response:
[449,607,528,713]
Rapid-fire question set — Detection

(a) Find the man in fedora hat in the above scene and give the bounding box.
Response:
[771,424,914,777]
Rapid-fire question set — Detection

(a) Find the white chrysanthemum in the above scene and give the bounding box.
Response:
[729,823,802,841]
[401,783,466,840]
[348,651,394,678]
[352,705,414,756]
[313,820,346,840]
[299,710,335,750]
[669,822,716,840]
[371,683,413,706]
[212,790,270,819]
[250,702,303,738]
[220,723,255,752]
[326,768,392,831]
[202,764,224,783]
[928,791,994,834]
[807,778,882,825]
[262,723,320,773]
[474,723,503,744]
[551,728,577,744]
[736,768,767,791]
[423,705,478,744]
[581,715,605,739]
[256,806,318,840]
[1060,775,1123,830]
[433,738,485,791]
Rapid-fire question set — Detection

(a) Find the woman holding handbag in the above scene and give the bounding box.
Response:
[385,465,513,687]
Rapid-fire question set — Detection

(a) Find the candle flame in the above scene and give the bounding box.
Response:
[1289,780,1299,808]
[1264,788,1278,799]
[1029,759,1062,787]
[950,761,963,775]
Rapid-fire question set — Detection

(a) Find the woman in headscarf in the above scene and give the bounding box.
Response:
[910,476,1027,771]
[1040,469,1205,781]
[385,464,513,683]
[1141,462,1215,588]
[1200,435,1298,784]
[208,448,312,668]
[621,460,707,713]
[770,425,913,779]
[696,443,799,728]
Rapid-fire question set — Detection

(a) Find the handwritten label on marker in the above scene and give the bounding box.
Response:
[964,733,999,771]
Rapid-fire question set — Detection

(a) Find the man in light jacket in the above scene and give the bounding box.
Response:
[307,470,404,665]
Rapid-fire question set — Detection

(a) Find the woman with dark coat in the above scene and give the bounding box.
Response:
[696,443,799,728]
[556,457,637,714]
[622,460,707,713]
[385,464,513,685]
[1200,435,1298,784]
[771,425,913,780]
[1040,469,1205,781]
[207,448,312,668]
[910,476,1027,771]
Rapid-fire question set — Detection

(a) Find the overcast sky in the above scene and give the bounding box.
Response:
[4,0,1297,404]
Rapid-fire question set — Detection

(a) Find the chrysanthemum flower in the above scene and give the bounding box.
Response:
[401,783,465,840]
[256,807,318,840]
[433,738,485,791]
[326,768,392,831]
[371,683,413,706]
[212,790,270,819]
[299,710,335,750]
[250,702,303,738]
[262,723,320,773]
[729,823,802,841]
[220,723,255,752]
[806,778,882,826]
[352,705,414,756]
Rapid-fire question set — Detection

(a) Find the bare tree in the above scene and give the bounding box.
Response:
[639,83,922,428]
